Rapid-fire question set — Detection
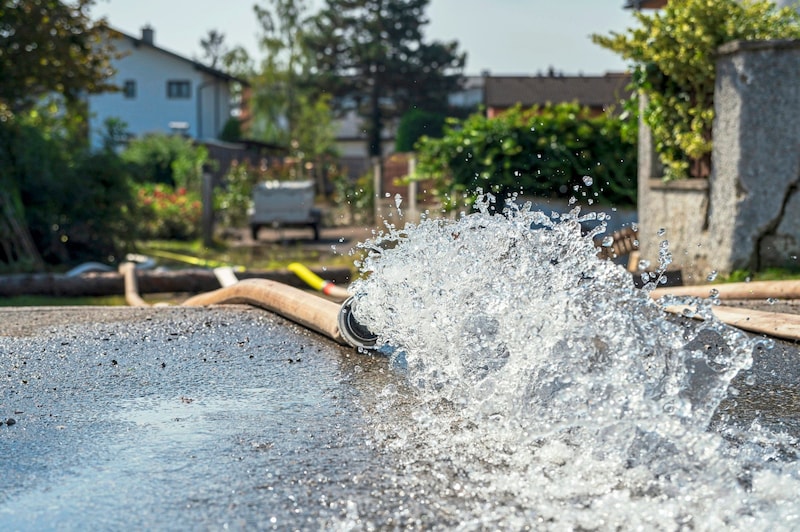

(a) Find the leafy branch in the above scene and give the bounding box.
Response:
[593,0,800,180]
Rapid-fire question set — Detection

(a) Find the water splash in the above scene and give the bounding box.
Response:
[349,196,800,529]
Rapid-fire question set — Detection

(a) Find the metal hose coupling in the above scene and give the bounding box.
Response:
[338,296,378,349]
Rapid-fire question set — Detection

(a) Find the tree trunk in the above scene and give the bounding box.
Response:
[0,267,354,297]
[0,189,44,270]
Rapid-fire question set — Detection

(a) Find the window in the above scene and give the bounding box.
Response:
[123,80,136,99]
[167,80,191,99]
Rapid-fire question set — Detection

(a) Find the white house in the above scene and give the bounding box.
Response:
[88,26,246,148]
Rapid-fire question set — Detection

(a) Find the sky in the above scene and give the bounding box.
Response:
[91,0,639,76]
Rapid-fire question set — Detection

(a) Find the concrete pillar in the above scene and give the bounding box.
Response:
[709,39,800,272]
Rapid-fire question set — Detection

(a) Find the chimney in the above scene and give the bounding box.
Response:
[141,25,154,45]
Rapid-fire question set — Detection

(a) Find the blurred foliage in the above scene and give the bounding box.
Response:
[724,268,800,283]
[219,117,243,142]
[131,184,202,241]
[593,0,800,180]
[0,0,118,120]
[121,133,211,191]
[395,108,446,153]
[250,0,337,161]
[214,161,261,230]
[304,0,465,157]
[413,103,637,211]
[0,105,136,268]
[332,171,375,225]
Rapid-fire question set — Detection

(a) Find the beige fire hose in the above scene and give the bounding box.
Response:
[650,279,800,300]
[120,262,376,349]
[650,279,800,341]
[662,304,800,342]
[119,262,149,308]
[123,260,800,345]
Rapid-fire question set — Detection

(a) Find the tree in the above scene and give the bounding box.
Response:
[199,29,227,68]
[250,0,337,167]
[593,0,800,180]
[251,0,310,147]
[0,0,117,119]
[395,108,445,152]
[221,45,255,78]
[1,0,125,270]
[304,0,465,158]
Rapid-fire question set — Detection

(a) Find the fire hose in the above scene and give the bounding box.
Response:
[121,260,800,346]
[652,280,800,341]
[119,262,377,349]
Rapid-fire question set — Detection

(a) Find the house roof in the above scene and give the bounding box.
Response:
[624,0,668,9]
[108,26,250,86]
[483,73,632,109]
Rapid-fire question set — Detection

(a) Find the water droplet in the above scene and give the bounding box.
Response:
[601,236,614,247]
[706,270,718,282]
[582,176,593,186]
[657,228,666,236]
[638,259,651,271]
[767,297,777,305]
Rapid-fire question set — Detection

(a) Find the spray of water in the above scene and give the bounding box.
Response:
[347,195,800,530]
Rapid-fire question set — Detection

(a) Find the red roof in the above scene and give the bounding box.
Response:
[484,73,632,110]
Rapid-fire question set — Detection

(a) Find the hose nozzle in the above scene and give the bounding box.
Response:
[338,297,378,349]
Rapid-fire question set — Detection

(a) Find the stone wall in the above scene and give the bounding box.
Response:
[637,39,800,282]
[710,39,800,272]
[636,97,713,283]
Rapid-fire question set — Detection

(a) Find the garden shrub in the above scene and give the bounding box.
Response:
[214,161,261,231]
[414,103,637,211]
[0,113,136,267]
[593,0,800,180]
[122,132,211,191]
[395,109,446,153]
[132,184,202,241]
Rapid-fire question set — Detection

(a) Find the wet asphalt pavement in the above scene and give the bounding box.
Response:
[1,305,799,530]
[0,306,398,530]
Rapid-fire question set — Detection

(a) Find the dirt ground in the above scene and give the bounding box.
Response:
[227,223,384,259]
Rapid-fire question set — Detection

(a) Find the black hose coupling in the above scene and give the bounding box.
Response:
[338,297,378,349]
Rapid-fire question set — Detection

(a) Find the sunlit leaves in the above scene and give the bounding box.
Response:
[593,0,800,180]
[414,103,637,210]
[0,0,117,116]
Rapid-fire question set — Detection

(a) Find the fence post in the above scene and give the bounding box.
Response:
[202,170,214,248]
[407,153,418,223]
[372,156,383,223]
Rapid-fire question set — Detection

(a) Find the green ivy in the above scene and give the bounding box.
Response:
[593,0,800,180]
[413,103,637,211]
